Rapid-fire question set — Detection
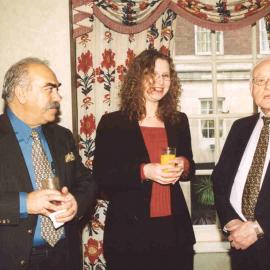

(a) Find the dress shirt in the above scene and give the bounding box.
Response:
[7,109,62,246]
[230,113,270,220]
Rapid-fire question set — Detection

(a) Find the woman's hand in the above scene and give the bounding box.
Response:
[143,160,184,185]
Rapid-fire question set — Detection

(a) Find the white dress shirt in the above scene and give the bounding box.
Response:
[230,113,270,221]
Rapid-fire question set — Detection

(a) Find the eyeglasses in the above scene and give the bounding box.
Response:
[154,73,171,82]
[252,77,270,86]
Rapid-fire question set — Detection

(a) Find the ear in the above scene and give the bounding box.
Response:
[249,80,254,98]
[14,86,27,104]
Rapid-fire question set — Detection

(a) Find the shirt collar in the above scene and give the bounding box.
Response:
[7,108,42,143]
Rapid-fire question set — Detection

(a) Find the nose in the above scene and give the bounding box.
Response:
[154,74,164,84]
[265,79,270,89]
[52,89,62,102]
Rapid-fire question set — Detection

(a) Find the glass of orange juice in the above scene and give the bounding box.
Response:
[161,147,176,171]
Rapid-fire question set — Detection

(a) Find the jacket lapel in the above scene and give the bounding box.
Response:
[132,120,150,163]
[164,121,176,149]
[0,114,33,191]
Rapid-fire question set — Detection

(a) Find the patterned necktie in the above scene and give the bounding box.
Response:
[31,130,64,247]
[242,116,270,220]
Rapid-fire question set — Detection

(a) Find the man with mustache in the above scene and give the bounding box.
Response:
[0,58,97,270]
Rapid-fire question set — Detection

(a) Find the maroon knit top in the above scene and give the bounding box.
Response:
[140,126,172,217]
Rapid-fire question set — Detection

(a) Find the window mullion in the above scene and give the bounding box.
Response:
[211,31,219,161]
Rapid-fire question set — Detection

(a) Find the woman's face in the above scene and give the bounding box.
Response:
[143,58,171,104]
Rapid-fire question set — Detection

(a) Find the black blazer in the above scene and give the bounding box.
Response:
[0,113,97,270]
[93,111,195,253]
[212,113,270,243]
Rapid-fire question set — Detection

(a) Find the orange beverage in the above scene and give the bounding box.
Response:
[160,147,176,171]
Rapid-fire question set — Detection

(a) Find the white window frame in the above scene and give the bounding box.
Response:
[200,98,225,139]
[194,25,224,55]
[259,18,270,54]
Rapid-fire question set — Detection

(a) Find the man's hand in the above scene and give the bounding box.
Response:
[55,186,78,223]
[226,219,258,250]
[27,189,65,216]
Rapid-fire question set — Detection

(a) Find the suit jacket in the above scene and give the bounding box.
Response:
[93,111,195,254]
[0,113,97,270]
[212,113,270,246]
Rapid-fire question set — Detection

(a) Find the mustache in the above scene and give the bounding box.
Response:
[46,102,60,110]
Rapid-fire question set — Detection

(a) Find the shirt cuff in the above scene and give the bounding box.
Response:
[140,163,146,181]
[19,192,28,218]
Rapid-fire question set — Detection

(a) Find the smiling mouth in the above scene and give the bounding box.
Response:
[152,87,164,92]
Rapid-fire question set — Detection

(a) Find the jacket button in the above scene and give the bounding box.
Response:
[27,229,33,234]
[20,260,26,266]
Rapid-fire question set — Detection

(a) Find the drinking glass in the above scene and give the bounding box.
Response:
[41,176,64,228]
[161,147,176,172]
[41,176,61,191]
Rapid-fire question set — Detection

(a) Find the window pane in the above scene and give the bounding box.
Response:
[259,18,270,54]
[219,118,239,151]
[217,63,254,114]
[178,63,213,115]
[191,175,216,225]
[189,119,215,164]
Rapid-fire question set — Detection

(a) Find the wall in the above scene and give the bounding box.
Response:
[0,0,73,130]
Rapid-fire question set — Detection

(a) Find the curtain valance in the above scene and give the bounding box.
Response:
[73,0,270,38]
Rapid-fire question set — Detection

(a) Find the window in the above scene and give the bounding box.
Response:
[259,18,270,54]
[175,16,262,252]
[195,26,223,55]
[200,99,224,138]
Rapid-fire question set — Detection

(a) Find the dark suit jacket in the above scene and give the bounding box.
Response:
[93,111,195,254]
[0,113,97,270]
[212,113,270,245]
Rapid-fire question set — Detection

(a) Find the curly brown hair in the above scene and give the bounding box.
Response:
[119,49,182,123]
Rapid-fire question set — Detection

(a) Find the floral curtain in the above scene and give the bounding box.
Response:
[72,1,270,269]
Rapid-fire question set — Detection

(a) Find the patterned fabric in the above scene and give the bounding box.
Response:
[72,0,270,37]
[242,117,270,220]
[174,0,270,24]
[75,4,176,270]
[94,0,161,25]
[83,200,108,269]
[31,130,64,247]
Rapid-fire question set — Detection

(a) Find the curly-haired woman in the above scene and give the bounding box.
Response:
[93,49,195,270]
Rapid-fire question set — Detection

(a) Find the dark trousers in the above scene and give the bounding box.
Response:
[106,249,193,270]
[28,239,69,270]
[230,240,270,270]
[105,215,194,270]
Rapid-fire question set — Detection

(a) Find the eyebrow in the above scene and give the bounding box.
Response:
[43,82,62,89]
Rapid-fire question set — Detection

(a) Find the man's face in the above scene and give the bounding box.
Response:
[252,59,270,116]
[23,64,62,127]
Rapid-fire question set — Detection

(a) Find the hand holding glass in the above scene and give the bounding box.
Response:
[41,176,61,205]
[41,176,65,228]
